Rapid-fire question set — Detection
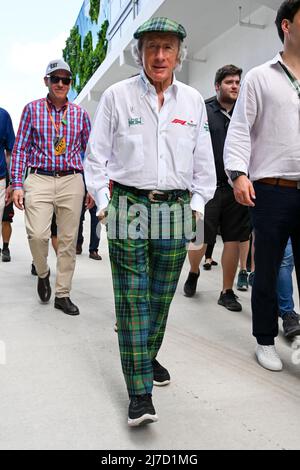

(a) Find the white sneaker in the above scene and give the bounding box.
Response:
[255,345,283,371]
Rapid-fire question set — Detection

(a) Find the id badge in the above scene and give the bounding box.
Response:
[54,136,66,156]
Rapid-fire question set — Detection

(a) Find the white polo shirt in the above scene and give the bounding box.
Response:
[224,53,300,181]
[84,71,216,214]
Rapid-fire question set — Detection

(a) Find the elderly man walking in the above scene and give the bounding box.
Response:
[11,59,91,315]
[84,17,216,426]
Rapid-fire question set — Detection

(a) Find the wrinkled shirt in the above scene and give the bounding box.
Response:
[84,71,216,214]
[224,53,300,181]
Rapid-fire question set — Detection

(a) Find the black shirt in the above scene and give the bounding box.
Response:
[205,96,233,185]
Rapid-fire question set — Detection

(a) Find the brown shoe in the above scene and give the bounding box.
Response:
[76,244,82,255]
[89,251,102,260]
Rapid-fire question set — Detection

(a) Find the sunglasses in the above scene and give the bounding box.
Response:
[48,75,72,85]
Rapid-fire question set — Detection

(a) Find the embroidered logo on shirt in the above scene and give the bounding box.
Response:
[203,120,209,132]
[172,118,187,125]
[128,117,143,127]
[172,118,198,127]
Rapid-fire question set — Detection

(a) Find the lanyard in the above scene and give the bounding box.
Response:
[279,62,300,100]
[46,101,68,136]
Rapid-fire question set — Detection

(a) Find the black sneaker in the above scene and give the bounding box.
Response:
[282,311,300,338]
[2,247,11,262]
[203,262,212,270]
[218,289,242,312]
[237,269,248,291]
[152,358,170,386]
[184,271,200,297]
[128,394,158,427]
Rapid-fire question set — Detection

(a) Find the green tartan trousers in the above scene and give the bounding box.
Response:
[107,185,192,396]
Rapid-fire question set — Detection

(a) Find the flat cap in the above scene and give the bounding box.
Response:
[133,17,187,40]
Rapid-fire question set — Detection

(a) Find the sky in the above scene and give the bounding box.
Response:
[0,0,84,129]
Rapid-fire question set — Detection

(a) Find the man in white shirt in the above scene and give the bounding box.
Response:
[224,0,300,372]
[84,17,216,426]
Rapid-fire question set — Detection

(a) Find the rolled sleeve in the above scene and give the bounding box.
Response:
[224,77,257,178]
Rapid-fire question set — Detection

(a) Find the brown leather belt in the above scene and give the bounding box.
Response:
[258,177,300,189]
[0,176,5,180]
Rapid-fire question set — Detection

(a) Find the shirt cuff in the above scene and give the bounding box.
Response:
[190,193,205,218]
[95,187,110,216]
[12,182,23,191]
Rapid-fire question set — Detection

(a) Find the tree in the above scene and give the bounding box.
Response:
[90,0,101,24]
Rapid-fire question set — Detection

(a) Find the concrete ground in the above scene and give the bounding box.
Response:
[0,210,300,450]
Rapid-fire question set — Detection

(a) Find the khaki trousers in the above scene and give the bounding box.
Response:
[0,179,5,242]
[24,173,85,297]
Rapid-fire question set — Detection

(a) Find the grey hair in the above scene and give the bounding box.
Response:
[131,37,187,72]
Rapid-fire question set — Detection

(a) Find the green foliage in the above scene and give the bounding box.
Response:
[62,26,81,80]
[62,19,109,95]
[78,31,94,91]
[91,20,109,75]
[90,0,100,23]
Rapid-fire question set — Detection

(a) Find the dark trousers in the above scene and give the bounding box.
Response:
[250,182,300,345]
[77,203,100,252]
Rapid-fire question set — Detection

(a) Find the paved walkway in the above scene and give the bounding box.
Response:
[0,210,300,450]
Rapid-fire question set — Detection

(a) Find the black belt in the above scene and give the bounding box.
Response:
[30,168,82,177]
[113,181,188,202]
[0,176,5,180]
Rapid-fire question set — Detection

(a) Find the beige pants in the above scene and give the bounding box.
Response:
[24,173,85,297]
[0,179,5,242]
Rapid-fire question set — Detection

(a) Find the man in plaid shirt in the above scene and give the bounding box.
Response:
[11,59,92,315]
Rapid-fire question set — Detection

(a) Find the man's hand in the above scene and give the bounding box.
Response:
[5,185,12,205]
[194,211,204,222]
[97,207,108,225]
[233,175,256,207]
[13,189,25,210]
[85,192,95,210]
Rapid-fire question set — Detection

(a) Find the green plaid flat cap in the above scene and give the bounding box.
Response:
[134,17,187,40]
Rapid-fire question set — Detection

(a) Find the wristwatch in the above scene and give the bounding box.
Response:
[229,170,246,181]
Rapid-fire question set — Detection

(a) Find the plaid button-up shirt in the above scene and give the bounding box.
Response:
[11,96,91,190]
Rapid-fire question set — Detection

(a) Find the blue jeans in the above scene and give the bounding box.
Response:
[277,238,294,318]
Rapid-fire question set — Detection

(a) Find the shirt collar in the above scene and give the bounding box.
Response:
[210,96,234,115]
[270,52,285,66]
[46,95,69,111]
[139,69,178,98]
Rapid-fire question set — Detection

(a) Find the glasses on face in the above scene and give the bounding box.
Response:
[48,75,72,85]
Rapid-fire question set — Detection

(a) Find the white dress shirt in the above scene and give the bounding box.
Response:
[224,53,300,181]
[84,71,216,214]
